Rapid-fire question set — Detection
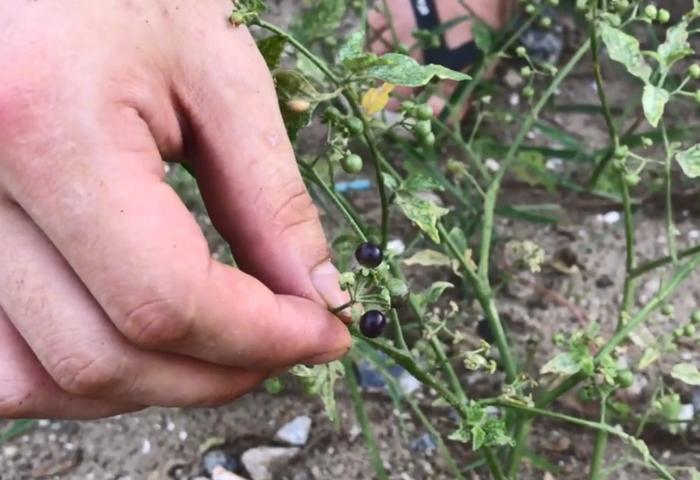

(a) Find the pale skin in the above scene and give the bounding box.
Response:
[0,0,352,419]
[0,0,505,419]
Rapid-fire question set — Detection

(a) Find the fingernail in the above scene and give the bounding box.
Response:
[300,346,350,366]
[310,261,352,323]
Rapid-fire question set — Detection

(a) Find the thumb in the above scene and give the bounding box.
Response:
[175,21,350,318]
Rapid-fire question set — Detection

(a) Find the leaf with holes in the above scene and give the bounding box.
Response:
[366,53,470,87]
[658,21,692,73]
[599,23,651,82]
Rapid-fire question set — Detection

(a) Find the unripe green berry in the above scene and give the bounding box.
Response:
[341,153,364,174]
[414,120,432,137]
[520,66,533,78]
[525,4,536,14]
[421,132,436,148]
[540,17,552,28]
[415,104,433,121]
[685,324,696,336]
[641,136,653,147]
[548,0,559,5]
[522,86,535,98]
[401,101,416,115]
[661,304,675,316]
[615,0,630,10]
[515,46,527,58]
[324,106,341,121]
[614,145,629,159]
[345,116,364,136]
[616,369,634,389]
[657,8,670,23]
[689,64,700,79]
[624,172,640,187]
[692,310,700,324]
[644,4,658,20]
[673,327,684,338]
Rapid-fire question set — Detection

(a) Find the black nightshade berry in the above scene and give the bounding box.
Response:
[360,310,387,338]
[355,242,384,268]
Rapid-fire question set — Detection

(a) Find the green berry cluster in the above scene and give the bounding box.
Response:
[402,101,436,148]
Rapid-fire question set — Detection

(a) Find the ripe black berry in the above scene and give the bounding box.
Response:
[355,242,383,268]
[360,310,387,338]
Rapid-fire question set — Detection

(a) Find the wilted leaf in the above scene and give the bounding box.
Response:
[291,361,345,422]
[395,192,449,243]
[541,352,582,376]
[361,83,395,115]
[671,363,700,385]
[402,249,452,267]
[599,23,651,82]
[641,84,669,128]
[676,144,700,178]
[366,53,470,87]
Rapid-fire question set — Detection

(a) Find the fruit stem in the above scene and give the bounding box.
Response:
[331,300,354,315]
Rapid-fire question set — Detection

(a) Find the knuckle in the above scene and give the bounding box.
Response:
[271,186,321,237]
[121,294,197,349]
[50,352,128,397]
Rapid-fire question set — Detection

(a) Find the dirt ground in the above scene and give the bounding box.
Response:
[2,2,700,480]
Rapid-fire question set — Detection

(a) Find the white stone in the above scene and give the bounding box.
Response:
[241,447,300,480]
[211,466,247,480]
[275,416,312,446]
[141,439,151,455]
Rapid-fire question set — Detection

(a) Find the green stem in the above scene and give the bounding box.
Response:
[389,308,408,352]
[661,121,678,263]
[478,41,591,281]
[343,357,390,480]
[483,447,508,480]
[589,397,608,480]
[438,224,517,383]
[629,243,700,278]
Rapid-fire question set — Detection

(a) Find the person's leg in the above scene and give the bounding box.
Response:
[368,0,513,115]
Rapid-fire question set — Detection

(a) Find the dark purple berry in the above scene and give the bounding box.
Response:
[360,310,387,338]
[355,242,384,268]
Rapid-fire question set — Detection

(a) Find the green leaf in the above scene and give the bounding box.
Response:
[338,30,365,64]
[403,174,445,193]
[291,361,345,422]
[395,191,449,243]
[599,23,651,82]
[540,352,582,376]
[641,85,669,128]
[675,144,700,178]
[472,20,494,54]
[366,53,470,87]
[402,249,452,267]
[448,422,471,443]
[230,0,266,25]
[412,281,453,316]
[671,363,700,385]
[257,35,287,71]
[638,347,660,369]
[658,21,692,73]
[471,425,486,450]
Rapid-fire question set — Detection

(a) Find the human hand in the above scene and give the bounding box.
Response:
[0,0,350,418]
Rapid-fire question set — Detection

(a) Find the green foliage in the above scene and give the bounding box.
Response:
[675,144,700,178]
[291,361,345,423]
[599,23,651,82]
[671,363,700,385]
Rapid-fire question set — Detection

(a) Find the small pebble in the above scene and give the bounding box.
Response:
[275,416,312,446]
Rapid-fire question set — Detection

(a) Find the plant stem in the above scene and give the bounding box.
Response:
[589,396,608,480]
[661,121,678,262]
[478,41,591,281]
[438,224,517,383]
[483,447,508,480]
[343,357,390,480]
[389,308,408,351]
[629,243,700,278]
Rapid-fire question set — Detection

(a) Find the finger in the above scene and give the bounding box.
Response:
[173,10,350,314]
[0,89,350,369]
[0,306,139,419]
